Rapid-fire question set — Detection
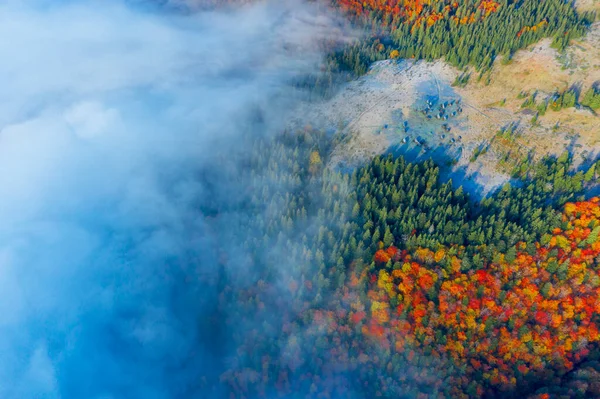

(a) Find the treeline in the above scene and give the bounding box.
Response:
[349,152,591,262]
[330,0,594,75]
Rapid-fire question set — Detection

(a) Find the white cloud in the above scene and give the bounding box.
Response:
[64,102,120,140]
[0,0,347,397]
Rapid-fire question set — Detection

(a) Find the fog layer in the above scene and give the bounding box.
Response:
[0,1,345,397]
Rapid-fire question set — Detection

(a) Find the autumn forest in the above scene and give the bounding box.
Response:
[205,124,600,398]
[194,0,600,398]
[4,0,600,398]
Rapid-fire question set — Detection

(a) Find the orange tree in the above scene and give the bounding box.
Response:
[349,198,600,397]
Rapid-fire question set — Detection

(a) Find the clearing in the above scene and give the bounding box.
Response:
[299,18,600,195]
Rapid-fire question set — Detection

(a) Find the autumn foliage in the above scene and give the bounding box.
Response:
[517,18,549,37]
[337,0,500,28]
[373,245,400,264]
[352,198,600,397]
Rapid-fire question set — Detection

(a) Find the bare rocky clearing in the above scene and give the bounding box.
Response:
[298,18,600,195]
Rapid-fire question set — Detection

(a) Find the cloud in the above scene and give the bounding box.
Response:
[0,1,347,397]
[64,102,120,139]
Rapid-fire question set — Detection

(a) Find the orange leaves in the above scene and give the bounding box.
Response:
[362,320,386,338]
[450,256,462,273]
[386,245,399,258]
[357,199,600,395]
[467,298,481,311]
[426,12,443,26]
[446,281,465,297]
[517,17,549,36]
[417,273,435,291]
[414,247,434,262]
[517,364,529,374]
[412,306,427,320]
[588,324,600,341]
[338,0,499,33]
[565,198,598,218]
[371,300,390,324]
[349,272,362,287]
[478,0,499,15]
[534,310,550,325]
[475,269,490,283]
[374,249,391,264]
[351,311,366,324]
[434,248,446,262]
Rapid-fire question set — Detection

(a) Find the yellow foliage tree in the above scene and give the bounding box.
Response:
[309,151,322,174]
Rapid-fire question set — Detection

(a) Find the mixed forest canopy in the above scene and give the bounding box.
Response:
[330,0,595,75]
[5,1,599,398]
[206,127,600,398]
[195,1,600,397]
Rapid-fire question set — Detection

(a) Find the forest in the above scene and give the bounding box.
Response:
[197,1,600,397]
[329,0,595,75]
[4,0,599,398]
[202,126,600,398]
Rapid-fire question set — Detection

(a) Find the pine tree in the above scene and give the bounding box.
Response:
[383,226,394,247]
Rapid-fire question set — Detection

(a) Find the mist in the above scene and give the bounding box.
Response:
[0,1,349,397]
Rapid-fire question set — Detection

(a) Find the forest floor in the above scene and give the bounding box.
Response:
[577,0,600,13]
[299,17,600,197]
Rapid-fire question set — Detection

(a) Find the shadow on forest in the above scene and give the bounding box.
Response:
[386,140,507,201]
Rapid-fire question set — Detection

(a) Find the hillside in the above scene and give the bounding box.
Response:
[216,131,600,398]
[331,0,594,74]
[5,1,600,398]
[212,1,600,397]
[297,15,600,196]
[190,0,600,397]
